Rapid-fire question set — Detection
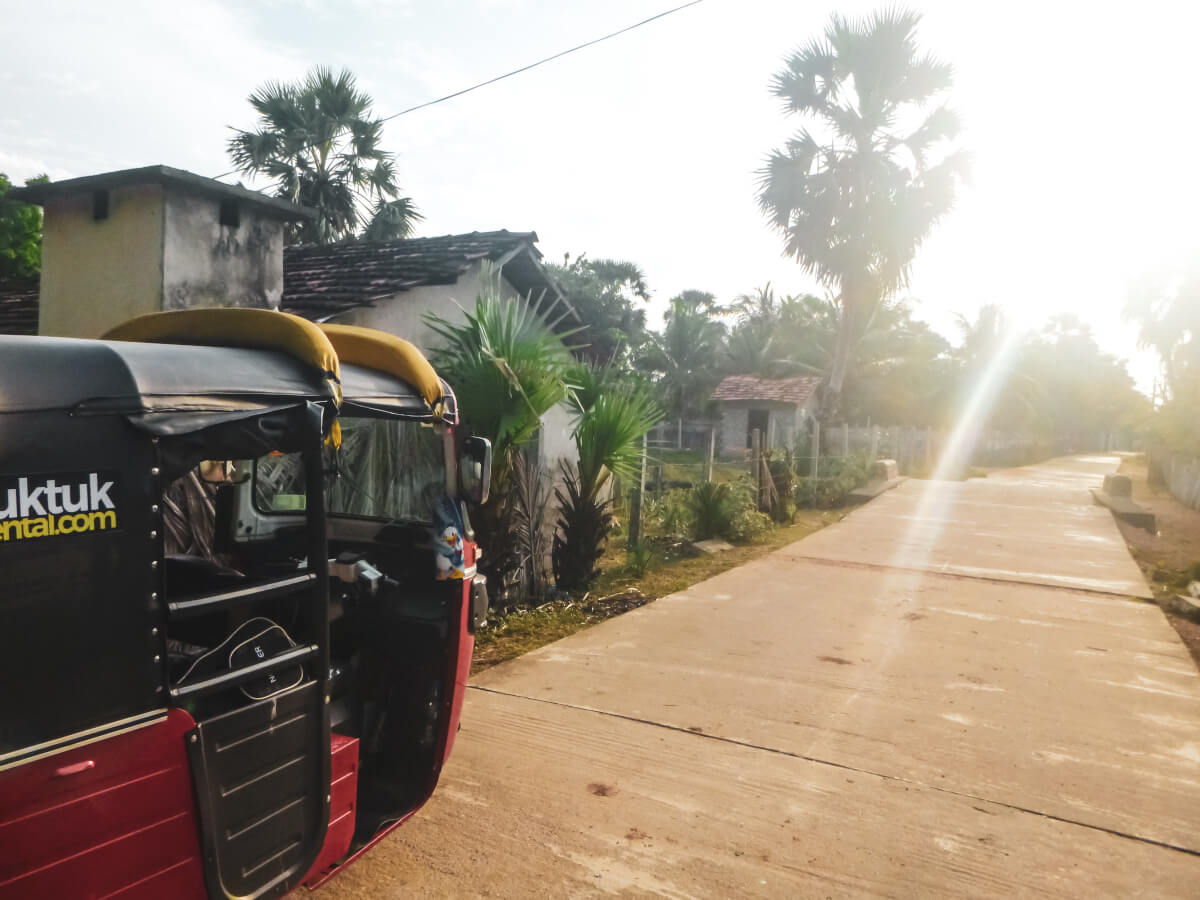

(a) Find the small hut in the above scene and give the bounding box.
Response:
[711,375,820,458]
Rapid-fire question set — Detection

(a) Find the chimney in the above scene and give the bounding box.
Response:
[12,166,311,338]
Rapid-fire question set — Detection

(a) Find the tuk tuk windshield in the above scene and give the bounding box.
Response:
[254,417,450,522]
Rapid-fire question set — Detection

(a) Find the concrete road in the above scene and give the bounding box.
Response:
[317,456,1200,897]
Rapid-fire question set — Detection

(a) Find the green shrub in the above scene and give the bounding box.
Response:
[685,477,775,543]
[795,453,871,508]
[688,482,736,540]
[552,462,614,592]
[626,543,654,577]
[652,488,694,536]
[765,448,797,523]
[729,506,774,542]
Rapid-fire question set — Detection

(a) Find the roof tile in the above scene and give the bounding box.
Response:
[281,230,545,319]
[0,277,38,335]
[711,375,820,405]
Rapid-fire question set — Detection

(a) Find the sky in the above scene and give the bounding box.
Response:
[3,0,1195,392]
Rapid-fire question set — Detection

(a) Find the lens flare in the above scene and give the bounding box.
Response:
[885,322,1030,575]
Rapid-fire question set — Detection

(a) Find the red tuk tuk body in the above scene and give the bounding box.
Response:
[0,319,488,899]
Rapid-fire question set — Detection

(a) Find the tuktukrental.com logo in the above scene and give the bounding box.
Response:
[0,473,118,541]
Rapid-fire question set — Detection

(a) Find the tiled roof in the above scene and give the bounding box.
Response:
[281,230,560,320]
[0,277,38,335]
[711,375,821,405]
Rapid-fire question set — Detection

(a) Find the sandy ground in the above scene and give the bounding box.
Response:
[315,456,1200,898]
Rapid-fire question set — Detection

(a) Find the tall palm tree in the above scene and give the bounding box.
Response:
[228,67,421,244]
[642,294,726,437]
[757,8,966,419]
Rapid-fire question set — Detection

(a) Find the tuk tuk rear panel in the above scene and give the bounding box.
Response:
[0,409,164,766]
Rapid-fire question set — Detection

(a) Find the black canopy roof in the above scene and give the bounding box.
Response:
[0,335,336,433]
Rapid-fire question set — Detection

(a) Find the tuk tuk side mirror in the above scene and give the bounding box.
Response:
[460,436,491,505]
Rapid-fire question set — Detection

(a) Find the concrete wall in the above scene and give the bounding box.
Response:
[334,261,519,350]
[719,406,750,458]
[39,184,166,337]
[539,403,577,470]
[1153,451,1200,511]
[162,188,284,311]
[38,182,287,337]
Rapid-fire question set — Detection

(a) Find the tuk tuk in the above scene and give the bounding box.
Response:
[0,310,490,899]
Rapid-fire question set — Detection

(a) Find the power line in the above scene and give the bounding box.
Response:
[213,0,707,182]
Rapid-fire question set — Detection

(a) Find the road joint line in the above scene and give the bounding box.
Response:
[469,684,1200,859]
[775,553,1150,600]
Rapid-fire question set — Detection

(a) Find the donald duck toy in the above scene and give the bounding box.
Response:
[432,497,466,581]
[434,523,465,581]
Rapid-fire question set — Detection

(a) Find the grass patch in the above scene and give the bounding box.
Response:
[472,508,840,673]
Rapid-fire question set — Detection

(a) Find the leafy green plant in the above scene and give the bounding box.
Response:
[426,270,575,600]
[510,449,552,604]
[795,453,871,508]
[729,507,775,543]
[553,367,662,592]
[653,489,693,536]
[765,448,797,523]
[426,271,576,468]
[726,476,774,542]
[688,481,736,541]
[552,462,615,591]
[0,173,46,278]
[626,543,654,577]
[686,477,774,543]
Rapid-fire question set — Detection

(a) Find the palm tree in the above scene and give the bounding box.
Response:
[227,67,421,244]
[641,294,726,442]
[425,265,575,599]
[757,8,967,419]
[548,255,651,366]
[553,367,661,591]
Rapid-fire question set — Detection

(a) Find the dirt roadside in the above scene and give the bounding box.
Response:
[1116,454,1200,666]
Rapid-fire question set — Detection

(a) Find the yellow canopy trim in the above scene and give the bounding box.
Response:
[103,309,342,403]
[319,324,445,417]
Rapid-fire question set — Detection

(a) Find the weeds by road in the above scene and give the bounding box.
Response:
[1117,454,1200,667]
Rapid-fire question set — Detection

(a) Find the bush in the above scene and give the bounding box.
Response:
[650,488,693,536]
[726,476,774,542]
[729,507,774,542]
[795,453,871,508]
[626,543,654,577]
[688,482,735,540]
[552,462,614,592]
[686,477,774,543]
[765,448,797,523]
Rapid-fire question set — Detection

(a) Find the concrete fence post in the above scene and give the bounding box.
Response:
[813,419,821,482]
[750,428,763,510]
[627,433,646,550]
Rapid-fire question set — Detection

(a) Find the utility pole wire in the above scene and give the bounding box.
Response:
[214,0,707,183]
